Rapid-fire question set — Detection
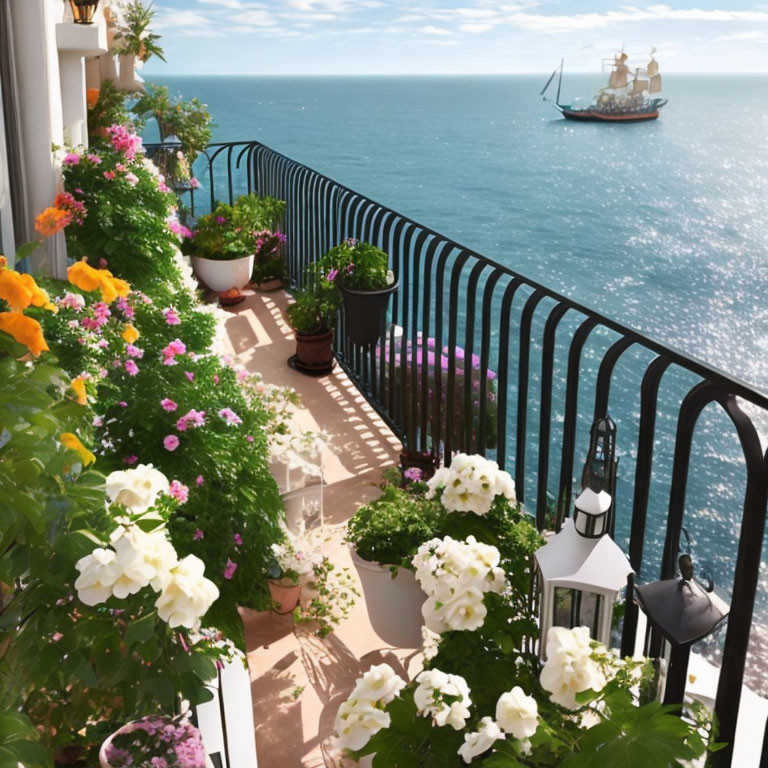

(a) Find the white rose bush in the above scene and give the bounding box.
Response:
[338,454,716,767]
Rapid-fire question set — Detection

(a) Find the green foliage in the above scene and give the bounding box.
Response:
[285,281,341,334]
[87,81,134,147]
[318,239,392,291]
[132,85,213,163]
[113,1,166,63]
[183,193,286,263]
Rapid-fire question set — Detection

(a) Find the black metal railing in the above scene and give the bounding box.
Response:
[166,140,768,766]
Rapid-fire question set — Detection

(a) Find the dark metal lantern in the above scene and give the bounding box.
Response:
[573,415,618,538]
[68,0,100,24]
[632,555,729,705]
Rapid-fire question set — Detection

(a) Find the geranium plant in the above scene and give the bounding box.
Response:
[318,238,393,291]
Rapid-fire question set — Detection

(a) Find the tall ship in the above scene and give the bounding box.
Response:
[542,49,668,122]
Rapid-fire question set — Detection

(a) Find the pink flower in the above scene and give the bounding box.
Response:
[176,417,188,432]
[124,360,139,376]
[98,368,108,378]
[185,371,195,382]
[87,154,102,165]
[112,358,122,368]
[213,375,220,385]
[93,415,104,427]
[169,480,189,504]
[116,296,134,318]
[162,339,186,359]
[115,163,127,173]
[123,455,138,465]
[163,435,180,452]
[326,268,338,282]
[234,533,243,547]
[190,177,201,189]
[223,559,237,580]
[195,475,204,486]
[104,171,116,181]
[193,529,204,540]
[119,401,128,407]
[58,292,85,311]
[218,408,242,425]
[403,467,423,482]
[163,307,181,326]
[126,344,144,358]
[161,398,178,412]
[63,153,80,166]
[98,339,109,349]
[124,172,139,186]
[246,435,254,443]
[106,124,143,161]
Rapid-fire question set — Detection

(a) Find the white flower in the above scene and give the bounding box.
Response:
[422,586,487,633]
[495,686,539,739]
[333,699,390,753]
[155,555,219,630]
[112,526,178,593]
[457,717,504,764]
[421,626,442,661]
[74,547,121,605]
[540,626,607,709]
[105,464,170,514]
[426,453,516,516]
[349,663,406,706]
[413,669,472,730]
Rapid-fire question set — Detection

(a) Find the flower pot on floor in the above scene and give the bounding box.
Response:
[268,577,302,614]
[339,278,398,347]
[191,254,254,293]
[292,329,334,374]
[350,545,426,647]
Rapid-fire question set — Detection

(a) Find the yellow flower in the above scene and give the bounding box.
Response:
[68,260,102,293]
[19,274,57,313]
[60,433,96,466]
[99,275,118,304]
[0,256,7,269]
[0,312,49,356]
[0,269,34,311]
[71,376,88,405]
[122,324,140,344]
[110,277,131,298]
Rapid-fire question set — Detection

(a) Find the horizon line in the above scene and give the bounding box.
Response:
[144,70,768,77]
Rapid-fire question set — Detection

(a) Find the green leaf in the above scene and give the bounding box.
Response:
[125,611,157,647]
[188,652,217,683]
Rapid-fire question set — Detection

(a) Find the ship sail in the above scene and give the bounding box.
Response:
[632,76,648,95]
[647,49,661,92]
[649,74,662,93]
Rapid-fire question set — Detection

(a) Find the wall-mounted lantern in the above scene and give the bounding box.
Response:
[631,555,729,706]
[68,0,100,25]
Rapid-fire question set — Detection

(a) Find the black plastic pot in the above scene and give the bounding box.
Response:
[339,278,399,346]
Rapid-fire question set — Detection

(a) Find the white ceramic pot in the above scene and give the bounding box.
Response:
[99,724,215,767]
[191,254,254,293]
[116,54,145,93]
[350,545,427,648]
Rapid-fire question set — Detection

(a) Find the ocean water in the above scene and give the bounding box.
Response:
[146,74,768,687]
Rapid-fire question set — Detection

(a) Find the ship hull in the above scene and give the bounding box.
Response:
[559,99,667,123]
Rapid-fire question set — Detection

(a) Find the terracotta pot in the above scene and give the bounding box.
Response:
[294,329,334,370]
[350,545,426,647]
[268,578,302,615]
[339,278,398,347]
[191,254,254,293]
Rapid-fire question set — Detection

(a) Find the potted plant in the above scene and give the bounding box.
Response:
[99,715,210,767]
[285,268,341,374]
[249,229,286,290]
[319,238,398,346]
[112,1,164,92]
[268,524,324,615]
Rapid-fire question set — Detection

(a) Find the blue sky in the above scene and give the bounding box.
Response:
[142,1,768,75]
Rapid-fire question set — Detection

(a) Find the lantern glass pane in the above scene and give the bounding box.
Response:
[553,588,604,638]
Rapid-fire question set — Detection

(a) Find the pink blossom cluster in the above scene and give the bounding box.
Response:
[162,338,187,365]
[106,124,144,161]
[58,292,85,311]
[104,716,206,768]
[169,480,189,504]
[116,296,134,319]
[167,218,193,239]
[218,408,242,426]
[176,409,206,431]
[163,307,181,326]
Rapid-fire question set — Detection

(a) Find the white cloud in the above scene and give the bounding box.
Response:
[420,25,451,35]
[460,22,494,33]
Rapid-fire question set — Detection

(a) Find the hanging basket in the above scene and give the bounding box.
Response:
[339,278,398,347]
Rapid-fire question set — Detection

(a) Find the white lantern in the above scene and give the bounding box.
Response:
[573,487,612,538]
[535,518,633,657]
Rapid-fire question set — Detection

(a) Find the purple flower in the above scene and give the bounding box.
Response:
[124,359,139,376]
[223,559,237,580]
[234,533,243,546]
[163,307,181,326]
[193,528,204,540]
[327,268,338,282]
[164,435,180,452]
[125,344,144,358]
[195,475,204,486]
[403,467,423,482]
[123,455,138,465]
[216,216,227,225]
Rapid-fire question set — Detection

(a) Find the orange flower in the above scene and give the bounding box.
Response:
[86,88,100,109]
[68,260,102,293]
[60,433,96,466]
[110,277,131,298]
[0,269,34,311]
[71,376,88,405]
[0,256,7,269]
[0,312,49,356]
[19,274,57,312]
[99,275,118,304]
[35,207,72,237]
[122,324,140,344]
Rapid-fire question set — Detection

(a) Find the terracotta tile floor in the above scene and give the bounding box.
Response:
[222,290,420,768]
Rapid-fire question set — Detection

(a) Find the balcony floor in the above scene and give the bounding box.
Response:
[222,288,419,767]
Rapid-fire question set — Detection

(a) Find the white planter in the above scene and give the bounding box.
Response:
[99,724,215,768]
[191,254,254,293]
[350,546,426,648]
[116,53,145,93]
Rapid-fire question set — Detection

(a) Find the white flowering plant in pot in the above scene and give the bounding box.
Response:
[333,626,717,767]
[269,523,358,637]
